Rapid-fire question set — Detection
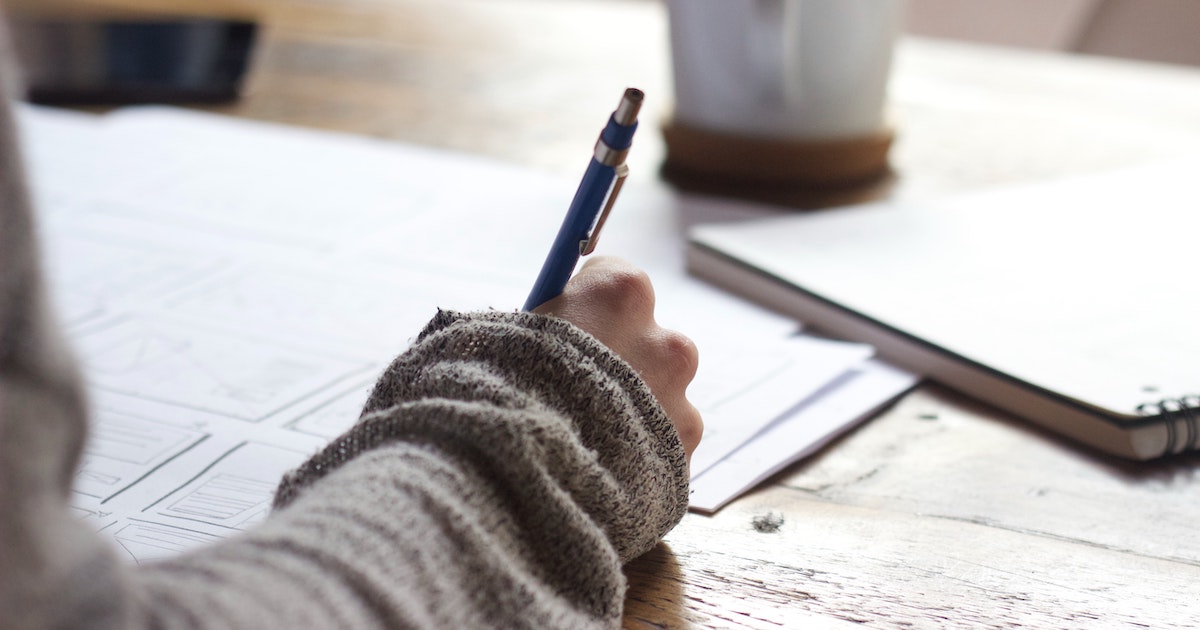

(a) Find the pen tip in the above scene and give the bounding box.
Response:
[615,88,643,125]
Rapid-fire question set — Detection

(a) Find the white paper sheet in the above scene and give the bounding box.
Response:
[15,104,915,557]
[687,335,874,478]
[689,359,918,513]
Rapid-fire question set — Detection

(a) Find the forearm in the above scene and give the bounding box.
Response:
[0,22,127,629]
[139,440,620,628]
[281,310,689,557]
[133,310,689,628]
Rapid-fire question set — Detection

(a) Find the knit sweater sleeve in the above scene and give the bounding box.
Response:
[128,309,690,629]
[0,17,688,626]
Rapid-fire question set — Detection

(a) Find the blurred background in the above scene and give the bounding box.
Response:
[5,0,1199,204]
[907,0,1200,67]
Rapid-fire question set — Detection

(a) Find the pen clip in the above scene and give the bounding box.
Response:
[579,163,628,256]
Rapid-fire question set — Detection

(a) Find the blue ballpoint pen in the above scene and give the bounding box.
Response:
[522,88,643,311]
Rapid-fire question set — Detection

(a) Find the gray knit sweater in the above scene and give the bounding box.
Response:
[0,34,688,630]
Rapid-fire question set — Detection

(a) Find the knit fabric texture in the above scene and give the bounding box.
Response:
[124,310,688,629]
[0,23,689,628]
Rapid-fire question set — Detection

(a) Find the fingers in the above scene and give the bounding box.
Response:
[644,328,703,458]
[535,256,704,462]
[534,257,655,333]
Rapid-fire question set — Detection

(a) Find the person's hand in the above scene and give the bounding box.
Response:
[533,256,703,463]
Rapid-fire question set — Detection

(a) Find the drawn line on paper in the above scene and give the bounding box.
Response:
[151,509,267,533]
[81,317,376,422]
[143,441,246,512]
[87,415,198,464]
[161,474,275,526]
[246,367,377,424]
[76,465,121,491]
[116,519,225,564]
[92,361,375,423]
[696,355,798,411]
[100,434,211,505]
[286,380,373,439]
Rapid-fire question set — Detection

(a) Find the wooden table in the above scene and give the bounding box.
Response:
[11,1,1200,627]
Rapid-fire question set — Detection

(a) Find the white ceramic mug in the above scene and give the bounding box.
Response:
[667,0,904,140]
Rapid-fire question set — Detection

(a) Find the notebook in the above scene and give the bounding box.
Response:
[687,158,1200,460]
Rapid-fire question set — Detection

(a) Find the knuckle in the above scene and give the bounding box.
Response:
[674,404,704,448]
[597,267,655,313]
[658,330,699,380]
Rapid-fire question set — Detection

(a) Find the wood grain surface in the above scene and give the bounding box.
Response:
[9,1,1200,627]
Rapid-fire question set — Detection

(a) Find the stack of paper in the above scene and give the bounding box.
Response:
[17,105,915,562]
